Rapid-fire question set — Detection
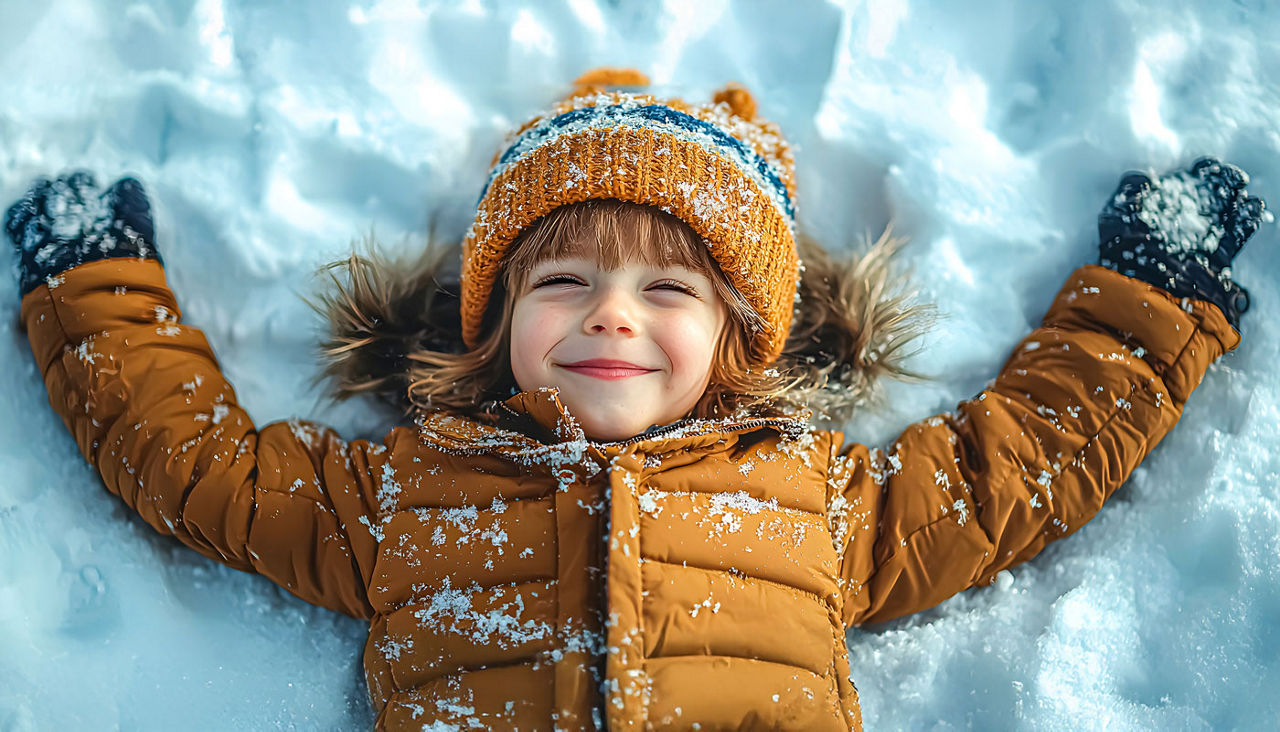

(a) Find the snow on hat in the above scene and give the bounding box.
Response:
[459,67,800,363]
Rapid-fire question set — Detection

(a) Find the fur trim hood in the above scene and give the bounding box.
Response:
[314,229,933,427]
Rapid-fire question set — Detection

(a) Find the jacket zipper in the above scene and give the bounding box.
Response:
[594,417,803,449]
[420,411,806,455]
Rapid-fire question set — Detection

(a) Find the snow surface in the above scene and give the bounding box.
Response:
[2,0,1278,729]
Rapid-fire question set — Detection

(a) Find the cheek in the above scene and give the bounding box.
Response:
[509,301,559,380]
[661,311,724,377]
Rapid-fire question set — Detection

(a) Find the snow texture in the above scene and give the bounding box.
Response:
[1137,171,1222,252]
[1,0,1278,730]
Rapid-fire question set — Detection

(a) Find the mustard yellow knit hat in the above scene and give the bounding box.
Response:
[460,68,799,363]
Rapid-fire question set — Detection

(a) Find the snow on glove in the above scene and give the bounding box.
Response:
[4,171,161,296]
[1098,157,1271,330]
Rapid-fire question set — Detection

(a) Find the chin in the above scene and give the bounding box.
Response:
[575,411,650,442]
[579,421,644,443]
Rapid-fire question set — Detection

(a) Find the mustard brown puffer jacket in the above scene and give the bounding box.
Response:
[18,250,1237,729]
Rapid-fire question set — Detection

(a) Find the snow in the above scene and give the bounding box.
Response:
[0,0,1277,729]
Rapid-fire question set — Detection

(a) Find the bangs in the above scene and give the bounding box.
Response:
[500,199,716,290]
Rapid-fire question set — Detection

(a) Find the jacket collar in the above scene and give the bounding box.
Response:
[495,388,587,443]
[417,387,810,456]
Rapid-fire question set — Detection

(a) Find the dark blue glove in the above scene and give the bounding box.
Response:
[5,171,160,296]
[1098,157,1269,330]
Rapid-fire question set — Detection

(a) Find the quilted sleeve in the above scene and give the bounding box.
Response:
[20,257,388,619]
[825,265,1239,627]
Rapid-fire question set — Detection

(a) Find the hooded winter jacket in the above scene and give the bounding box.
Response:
[20,257,1237,730]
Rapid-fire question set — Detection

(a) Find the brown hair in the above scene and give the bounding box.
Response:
[316,200,931,426]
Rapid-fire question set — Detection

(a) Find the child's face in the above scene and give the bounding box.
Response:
[510,256,727,441]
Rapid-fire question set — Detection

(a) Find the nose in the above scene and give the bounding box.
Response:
[584,288,638,336]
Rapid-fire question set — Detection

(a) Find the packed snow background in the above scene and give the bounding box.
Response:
[1,0,1278,729]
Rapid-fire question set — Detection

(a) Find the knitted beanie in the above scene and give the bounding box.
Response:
[460,68,800,363]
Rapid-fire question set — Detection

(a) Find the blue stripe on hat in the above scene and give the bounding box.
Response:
[477,102,795,222]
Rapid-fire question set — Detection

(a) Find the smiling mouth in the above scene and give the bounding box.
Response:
[557,359,658,381]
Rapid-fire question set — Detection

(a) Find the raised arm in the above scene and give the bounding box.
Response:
[827,159,1266,627]
[7,173,385,619]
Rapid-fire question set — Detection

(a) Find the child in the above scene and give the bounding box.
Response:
[5,69,1267,730]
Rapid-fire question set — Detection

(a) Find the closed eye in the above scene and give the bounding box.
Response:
[649,280,700,297]
[531,274,587,288]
